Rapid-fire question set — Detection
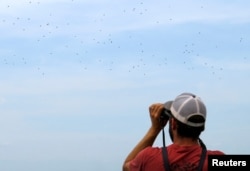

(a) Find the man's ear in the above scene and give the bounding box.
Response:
[171,118,177,130]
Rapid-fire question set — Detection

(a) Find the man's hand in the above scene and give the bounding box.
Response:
[149,103,166,132]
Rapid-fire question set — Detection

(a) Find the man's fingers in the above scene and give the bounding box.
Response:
[149,103,164,116]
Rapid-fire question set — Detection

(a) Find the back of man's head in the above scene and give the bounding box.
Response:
[164,92,207,139]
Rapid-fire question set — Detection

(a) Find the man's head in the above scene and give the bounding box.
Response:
[163,93,206,141]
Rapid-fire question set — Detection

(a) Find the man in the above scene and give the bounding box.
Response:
[123,92,224,171]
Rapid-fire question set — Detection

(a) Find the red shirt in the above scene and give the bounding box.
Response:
[129,144,224,171]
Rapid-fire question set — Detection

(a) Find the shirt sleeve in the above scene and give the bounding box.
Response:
[129,152,144,171]
[129,147,151,171]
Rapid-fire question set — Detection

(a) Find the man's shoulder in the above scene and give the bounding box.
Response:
[137,146,163,157]
[143,146,162,153]
[207,150,225,155]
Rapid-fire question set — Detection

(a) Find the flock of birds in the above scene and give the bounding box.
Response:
[1,1,248,80]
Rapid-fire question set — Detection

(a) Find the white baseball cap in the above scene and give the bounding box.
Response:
[163,93,206,127]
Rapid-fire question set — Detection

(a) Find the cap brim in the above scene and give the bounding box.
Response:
[163,101,173,117]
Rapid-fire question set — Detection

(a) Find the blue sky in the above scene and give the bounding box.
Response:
[0,0,250,170]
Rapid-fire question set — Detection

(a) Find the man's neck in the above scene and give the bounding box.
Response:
[173,137,199,146]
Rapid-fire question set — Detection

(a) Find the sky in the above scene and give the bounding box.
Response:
[0,0,250,170]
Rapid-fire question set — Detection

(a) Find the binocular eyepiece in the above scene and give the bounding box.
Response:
[160,101,173,122]
[160,109,171,121]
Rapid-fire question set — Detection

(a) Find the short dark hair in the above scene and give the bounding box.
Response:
[175,115,205,139]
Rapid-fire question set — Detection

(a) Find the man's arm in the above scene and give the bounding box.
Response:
[122,103,167,171]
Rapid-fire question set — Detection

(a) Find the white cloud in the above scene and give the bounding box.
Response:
[0,97,6,104]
